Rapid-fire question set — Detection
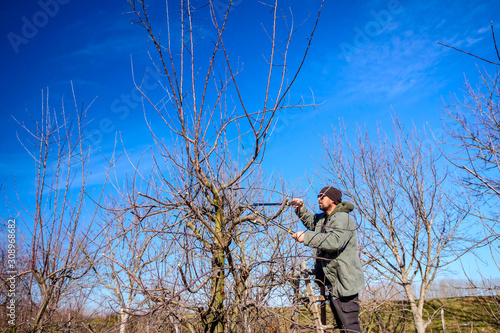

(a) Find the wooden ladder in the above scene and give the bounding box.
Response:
[291,261,337,333]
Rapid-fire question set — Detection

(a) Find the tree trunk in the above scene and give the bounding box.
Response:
[403,284,426,333]
[207,210,225,333]
[119,311,129,333]
[32,277,55,332]
[207,246,225,333]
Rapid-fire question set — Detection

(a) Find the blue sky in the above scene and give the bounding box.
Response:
[1,0,499,279]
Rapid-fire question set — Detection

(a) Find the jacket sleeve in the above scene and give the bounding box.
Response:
[297,207,317,231]
[302,213,353,252]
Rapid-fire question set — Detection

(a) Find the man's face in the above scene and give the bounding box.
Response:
[318,193,334,212]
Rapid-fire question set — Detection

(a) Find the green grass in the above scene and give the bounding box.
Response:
[360,295,500,333]
[3,295,497,332]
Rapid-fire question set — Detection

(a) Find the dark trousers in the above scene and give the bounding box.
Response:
[326,292,361,332]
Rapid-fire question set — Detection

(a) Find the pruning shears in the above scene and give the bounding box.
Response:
[249,199,302,207]
[248,199,302,234]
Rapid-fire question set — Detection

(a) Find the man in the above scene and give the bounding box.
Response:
[290,186,364,332]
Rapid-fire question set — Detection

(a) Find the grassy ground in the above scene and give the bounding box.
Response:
[359,295,500,332]
[3,296,497,332]
[282,295,500,332]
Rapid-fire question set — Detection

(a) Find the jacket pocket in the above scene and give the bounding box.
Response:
[325,259,339,284]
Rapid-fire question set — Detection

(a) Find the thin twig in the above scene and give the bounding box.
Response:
[491,21,500,61]
[437,42,500,65]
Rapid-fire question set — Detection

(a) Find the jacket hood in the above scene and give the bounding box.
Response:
[332,201,354,214]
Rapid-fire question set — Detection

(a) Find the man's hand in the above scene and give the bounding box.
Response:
[289,198,304,213]
[292,231,305,243]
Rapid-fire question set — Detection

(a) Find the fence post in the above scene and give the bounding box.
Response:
[441,308,446,332]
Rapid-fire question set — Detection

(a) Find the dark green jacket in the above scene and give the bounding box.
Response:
[298,202,365,298]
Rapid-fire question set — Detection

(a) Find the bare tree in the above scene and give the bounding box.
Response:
[108,163,307,332]
[105,1,325,332]
[437,21,500,329]
[441,70,500,254]
[439,69,500,332]
[320,118,474,333]
[89,179,181,333]
[4,87,100,332]
[439,21,500,206]
[442,71,500,201]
